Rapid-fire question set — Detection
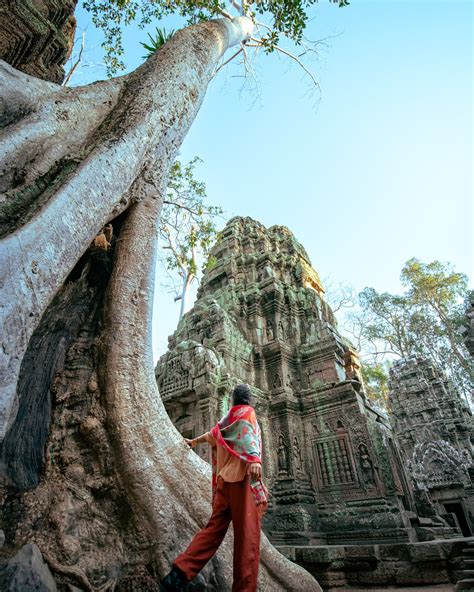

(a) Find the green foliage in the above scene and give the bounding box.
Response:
[140,27,175,58]
[357,288,415,358]
[160,156,223,299]
[361,362,390,408]
[354,259,471,398]
[82,0,349,75]
[401,257,468,327]
[205,254,219,272]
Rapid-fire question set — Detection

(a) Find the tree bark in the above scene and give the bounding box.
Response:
[0,14,322,592]
[0,15,253,440]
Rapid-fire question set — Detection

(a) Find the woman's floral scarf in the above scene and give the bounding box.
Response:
[210,404,268,506]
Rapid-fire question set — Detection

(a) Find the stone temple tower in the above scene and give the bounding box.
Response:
[389,357,473,537]
[156,217,419,545]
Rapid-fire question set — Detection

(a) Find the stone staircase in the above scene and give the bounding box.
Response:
[455,540,474,591]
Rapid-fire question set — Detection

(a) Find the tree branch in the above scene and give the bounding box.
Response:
[62,31,85,87]
[249,37,320,90]
[213,47,244,76]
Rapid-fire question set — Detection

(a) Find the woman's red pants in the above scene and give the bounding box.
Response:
[173,476,263,592]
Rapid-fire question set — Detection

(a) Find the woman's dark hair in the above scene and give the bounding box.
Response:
[232,383,252,406]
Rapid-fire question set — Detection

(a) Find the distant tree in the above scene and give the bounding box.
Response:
[326,260,472,405]
[353,259,471,400]
[160,157,222,319]
[401,258,470,376]
[361,361,391,408]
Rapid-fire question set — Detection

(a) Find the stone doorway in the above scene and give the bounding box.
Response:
[443,502,472,537]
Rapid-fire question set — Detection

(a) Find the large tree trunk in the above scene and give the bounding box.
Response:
[0,14,322,592]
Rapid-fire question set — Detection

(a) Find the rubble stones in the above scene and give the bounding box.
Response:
[0,543,57,592]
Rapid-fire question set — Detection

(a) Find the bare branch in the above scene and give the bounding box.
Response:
[162,199,213,217]
[247,37,320,91]
[215,5,233,19]
[62,31,85,87]
[213,47,244,77]
[272,44,320,90]
[161,225,187,276]
[229,0,244,14]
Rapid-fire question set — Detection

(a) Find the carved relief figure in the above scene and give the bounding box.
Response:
[358,443,376,488]
[278,434,289,474]
[278,320,286,340]
[272,372,282,389]
[259,263,274,281]
[293,436,303,474]
[266,319,274,341]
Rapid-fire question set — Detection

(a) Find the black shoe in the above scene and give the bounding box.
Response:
[160,565,188,591]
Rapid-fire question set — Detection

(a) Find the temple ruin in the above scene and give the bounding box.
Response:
[156,216,474,587]
[0,0,77,84]
[157,217,438,545]
[389,357,473,538]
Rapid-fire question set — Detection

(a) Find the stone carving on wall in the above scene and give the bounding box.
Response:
[0,0,78,84]
[358,443,376,490]
[389,356,473,535]
[293,436,303,475]
[259,263,274,282]
[266,319,274,341]
[407,440,472,491]
[278,320,286,340]
[278,434,289,475]
[272,371,282,389]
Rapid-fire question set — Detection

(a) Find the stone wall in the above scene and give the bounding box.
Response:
[389,357,474,538]
[279,537,471,589]
[0,0,77,83]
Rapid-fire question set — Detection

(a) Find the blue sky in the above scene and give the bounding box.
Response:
[72,1,473,360]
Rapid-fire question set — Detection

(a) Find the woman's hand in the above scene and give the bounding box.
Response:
[247,462,262,479]
[184,438,195,448]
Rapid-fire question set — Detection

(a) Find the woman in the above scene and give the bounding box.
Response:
[161,383,268,592]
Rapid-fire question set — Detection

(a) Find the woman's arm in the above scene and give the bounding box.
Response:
[185,432,214,447]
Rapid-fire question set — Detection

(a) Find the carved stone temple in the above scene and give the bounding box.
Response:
[0,0,77,84]
[389,357,474,537]
[156,217,422,545]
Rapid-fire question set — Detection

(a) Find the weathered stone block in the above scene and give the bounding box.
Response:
[276,545,296,561]
[408,542,445,562]
[297,546,345,563]
[0,0,78,83]
[0,543,57,591]
[343,544,379,560]
[378,543,411,561]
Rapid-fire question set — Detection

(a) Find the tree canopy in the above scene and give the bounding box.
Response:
[82,0,349,74]
[338,258,472,402]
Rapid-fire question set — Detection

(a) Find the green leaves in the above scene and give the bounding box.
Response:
[159,156,223,306]
[140,27,175,58]
[401,257,468,312]
[82,0,349,76]
[361,362,390,408]
[356,258,471,399]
